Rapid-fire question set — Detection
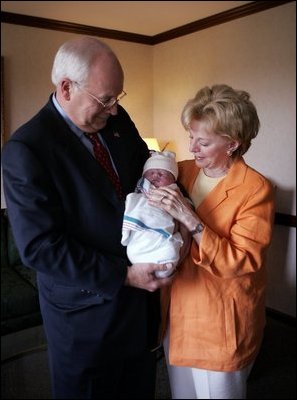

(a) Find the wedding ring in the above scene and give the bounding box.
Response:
[160,195,166,203]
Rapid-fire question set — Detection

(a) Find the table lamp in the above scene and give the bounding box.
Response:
[143,137,161,152]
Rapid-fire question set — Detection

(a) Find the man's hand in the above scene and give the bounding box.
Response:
[125,263,174,292]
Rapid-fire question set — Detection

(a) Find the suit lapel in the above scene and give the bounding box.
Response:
[54,122,123,207]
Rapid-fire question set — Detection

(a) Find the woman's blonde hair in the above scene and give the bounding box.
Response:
[181,84,260,158]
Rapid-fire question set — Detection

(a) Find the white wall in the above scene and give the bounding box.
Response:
[1,2,296,316]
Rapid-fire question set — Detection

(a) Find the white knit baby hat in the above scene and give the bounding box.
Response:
[143,151,178,179]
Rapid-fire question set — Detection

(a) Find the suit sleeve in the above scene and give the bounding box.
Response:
[2,139,127,299]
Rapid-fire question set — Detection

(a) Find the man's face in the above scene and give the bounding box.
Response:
[67,53,125,133]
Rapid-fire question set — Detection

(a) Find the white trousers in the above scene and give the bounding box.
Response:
[163,331,254,399]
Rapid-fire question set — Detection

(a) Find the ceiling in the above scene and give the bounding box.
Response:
[1,1,253,36]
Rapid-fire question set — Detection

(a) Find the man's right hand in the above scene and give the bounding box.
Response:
[125,263,175,292]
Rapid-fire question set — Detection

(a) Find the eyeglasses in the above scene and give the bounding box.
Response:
[73,81,127,109]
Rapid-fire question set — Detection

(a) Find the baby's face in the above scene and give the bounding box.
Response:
[143,169,175,188]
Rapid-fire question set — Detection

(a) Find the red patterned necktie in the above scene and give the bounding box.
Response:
[84,133,124,199]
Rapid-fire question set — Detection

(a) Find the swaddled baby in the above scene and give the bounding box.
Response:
[121,151,183,278]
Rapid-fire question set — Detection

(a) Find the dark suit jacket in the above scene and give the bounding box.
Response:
[2,97,158,362]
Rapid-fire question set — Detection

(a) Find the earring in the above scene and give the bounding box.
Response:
[227,150,233,157]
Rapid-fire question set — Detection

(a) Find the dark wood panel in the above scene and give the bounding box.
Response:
[266,307,296,326]
[274,212,296,227]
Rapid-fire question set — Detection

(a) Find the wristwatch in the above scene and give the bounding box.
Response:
[189,222,204,235]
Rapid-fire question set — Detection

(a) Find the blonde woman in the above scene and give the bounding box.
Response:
[148,84,275,399]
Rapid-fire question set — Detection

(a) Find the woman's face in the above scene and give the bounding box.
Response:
[188,119,236,174]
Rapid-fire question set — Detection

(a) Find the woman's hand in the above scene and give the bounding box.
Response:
[148,186,195,225]
[148,187,204,247]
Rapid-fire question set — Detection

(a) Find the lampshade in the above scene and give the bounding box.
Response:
[143,137,160,152]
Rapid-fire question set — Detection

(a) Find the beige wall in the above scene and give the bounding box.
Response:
[153,3,296,215]
[0,25,154,138]
[152,3,296,317]
[1,2,296,316]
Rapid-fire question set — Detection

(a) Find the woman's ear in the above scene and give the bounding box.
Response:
[228,140,240,152]
[227,140,240,156]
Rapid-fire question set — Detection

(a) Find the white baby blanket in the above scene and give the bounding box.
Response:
[121,179,183,271]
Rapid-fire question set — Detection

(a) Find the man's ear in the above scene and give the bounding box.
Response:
[60,79,72,100]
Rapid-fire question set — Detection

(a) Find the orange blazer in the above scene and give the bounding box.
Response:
[162,157,275,371]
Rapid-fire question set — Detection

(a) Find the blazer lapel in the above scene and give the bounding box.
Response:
[198,158,247,216]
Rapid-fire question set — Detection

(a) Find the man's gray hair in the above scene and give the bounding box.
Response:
[51,36,115,86]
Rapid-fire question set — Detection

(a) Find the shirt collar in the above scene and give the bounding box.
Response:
[52,93,85,140]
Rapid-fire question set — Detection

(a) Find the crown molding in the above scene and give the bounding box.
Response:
[1,1,294,45]
[152,1,294,44]
[1,11,153,45]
